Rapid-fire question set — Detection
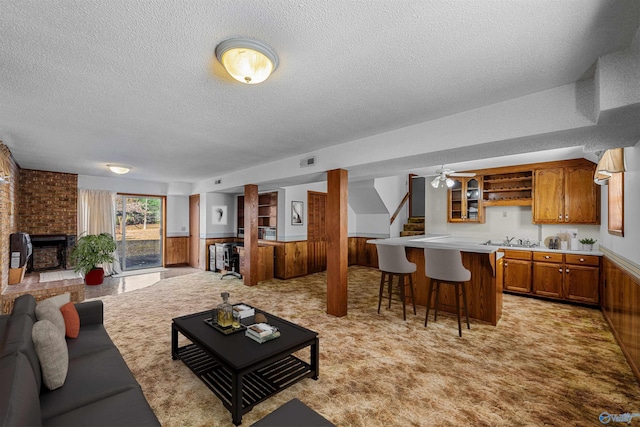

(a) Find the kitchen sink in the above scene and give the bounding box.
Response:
[504,243,538,248]
[478,240,538,248]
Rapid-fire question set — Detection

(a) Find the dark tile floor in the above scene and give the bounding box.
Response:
[22,266,202,299]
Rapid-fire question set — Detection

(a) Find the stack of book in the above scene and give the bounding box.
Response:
[245,323,280,343]
[232,304,255,319]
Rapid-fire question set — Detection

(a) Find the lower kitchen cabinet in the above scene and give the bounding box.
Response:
[532,252,564,298]
[532,252,600,304]
[503,250,532,293]
[564,254,600,304]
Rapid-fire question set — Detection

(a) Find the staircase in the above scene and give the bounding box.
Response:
[400,217,425,237]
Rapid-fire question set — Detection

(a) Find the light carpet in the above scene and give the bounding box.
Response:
[39,270,81,282]
[97,266,640,426]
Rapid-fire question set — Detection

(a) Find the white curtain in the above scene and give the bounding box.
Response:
[77,189,121,276]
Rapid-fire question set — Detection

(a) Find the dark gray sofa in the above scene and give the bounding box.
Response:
[0,294,160,426]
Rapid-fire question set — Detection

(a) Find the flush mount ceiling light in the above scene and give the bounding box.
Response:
[594,148,625,185]
[215,38,278,84]
[107,164,131,175]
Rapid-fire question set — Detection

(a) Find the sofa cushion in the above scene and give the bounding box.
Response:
[40,347,141,421]
[59,302,80,339]
[0,352,43,427]
[32,320,69,390]
[35,299,66,337]
[65,324,116,360]
[0,312,43,392]
[42,386,160,427]
[43,293,71,309]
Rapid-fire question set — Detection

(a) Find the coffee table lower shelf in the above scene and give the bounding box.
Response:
[177,344,313,414]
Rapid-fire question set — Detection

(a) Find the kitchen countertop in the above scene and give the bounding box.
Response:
[367,234,603,257]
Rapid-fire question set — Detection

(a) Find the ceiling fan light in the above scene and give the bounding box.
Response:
[446,178,455,188]
[431,177,440,188]
[107,164,131,175]
[215,38,278,84]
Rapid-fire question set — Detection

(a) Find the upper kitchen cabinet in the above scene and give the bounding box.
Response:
[448,177,484,223]
[533,160,599,224]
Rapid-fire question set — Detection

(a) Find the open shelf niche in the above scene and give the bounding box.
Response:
[237,191,277,240]
[482,171,533,206]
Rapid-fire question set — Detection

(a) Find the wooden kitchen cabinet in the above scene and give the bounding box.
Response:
[564,254,600,304]
[532,252,564,298]
[503,250,532,293]
[533,161,599,224]
[531,252,600,304]
[448,177,483,223]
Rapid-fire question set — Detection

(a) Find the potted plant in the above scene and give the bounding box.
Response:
[579,237,597,251]
[70,233,117,285]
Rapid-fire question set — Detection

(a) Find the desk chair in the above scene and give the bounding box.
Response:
[424,248,471,336]
[376,244,417,320]
[221,249,242,279]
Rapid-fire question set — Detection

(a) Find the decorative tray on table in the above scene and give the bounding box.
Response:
[204,316,247,335]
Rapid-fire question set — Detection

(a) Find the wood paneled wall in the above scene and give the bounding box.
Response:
[602,256,640,382]
[166,236,189,265]
[348,237,378,268]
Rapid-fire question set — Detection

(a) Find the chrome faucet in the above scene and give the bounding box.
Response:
[505,236,515,245]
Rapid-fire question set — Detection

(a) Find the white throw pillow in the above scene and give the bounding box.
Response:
[41,293,71,309]
[32,319,69,390]
[35,299,66,337]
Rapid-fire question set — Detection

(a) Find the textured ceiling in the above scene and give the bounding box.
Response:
[1,1,639,186]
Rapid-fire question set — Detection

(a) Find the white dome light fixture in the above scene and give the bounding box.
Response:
[107,164,131,175]
[215,38,279,84]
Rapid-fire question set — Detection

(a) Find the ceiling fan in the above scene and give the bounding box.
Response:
[427,167,476,189]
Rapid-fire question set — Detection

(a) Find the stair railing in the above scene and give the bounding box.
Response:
[390,192,410,225]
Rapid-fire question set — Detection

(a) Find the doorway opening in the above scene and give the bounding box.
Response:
[116,195,165,271]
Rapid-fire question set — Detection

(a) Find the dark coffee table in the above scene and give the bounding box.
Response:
[171,308,319,426]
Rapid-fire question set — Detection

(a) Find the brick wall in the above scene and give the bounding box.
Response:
[0,142,20,292]
[17,169,77,270]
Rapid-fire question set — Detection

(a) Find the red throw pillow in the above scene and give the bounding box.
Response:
[59,302,80,339]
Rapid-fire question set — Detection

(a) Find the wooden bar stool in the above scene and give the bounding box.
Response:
[375,244,417,320]
[424,248,471,336]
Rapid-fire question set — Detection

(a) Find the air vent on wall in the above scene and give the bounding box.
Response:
[215,179,222,185]
[300,156,316,168]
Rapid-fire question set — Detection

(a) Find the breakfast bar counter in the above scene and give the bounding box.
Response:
[368,235,503,326]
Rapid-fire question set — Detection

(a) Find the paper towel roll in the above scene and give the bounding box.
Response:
[571,237,579,251]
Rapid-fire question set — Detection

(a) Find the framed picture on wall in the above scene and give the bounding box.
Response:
[291,201,303,225]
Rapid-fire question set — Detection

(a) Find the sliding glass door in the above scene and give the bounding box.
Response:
[115,195,164,271]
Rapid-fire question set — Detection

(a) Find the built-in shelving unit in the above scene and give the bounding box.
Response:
[482,171,532,206]
[237,191,277,240]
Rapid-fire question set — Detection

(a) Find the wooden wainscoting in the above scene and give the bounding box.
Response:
[348,237,378,268]
[257,241,308,280]
[602,254,640,382]
[166,236,189,265]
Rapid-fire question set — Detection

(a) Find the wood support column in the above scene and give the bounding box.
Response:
[327,169,348,317]
[243,184,259,286]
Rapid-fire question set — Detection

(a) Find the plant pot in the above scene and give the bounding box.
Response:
[85,268,105,286]
[583,244,593,251]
